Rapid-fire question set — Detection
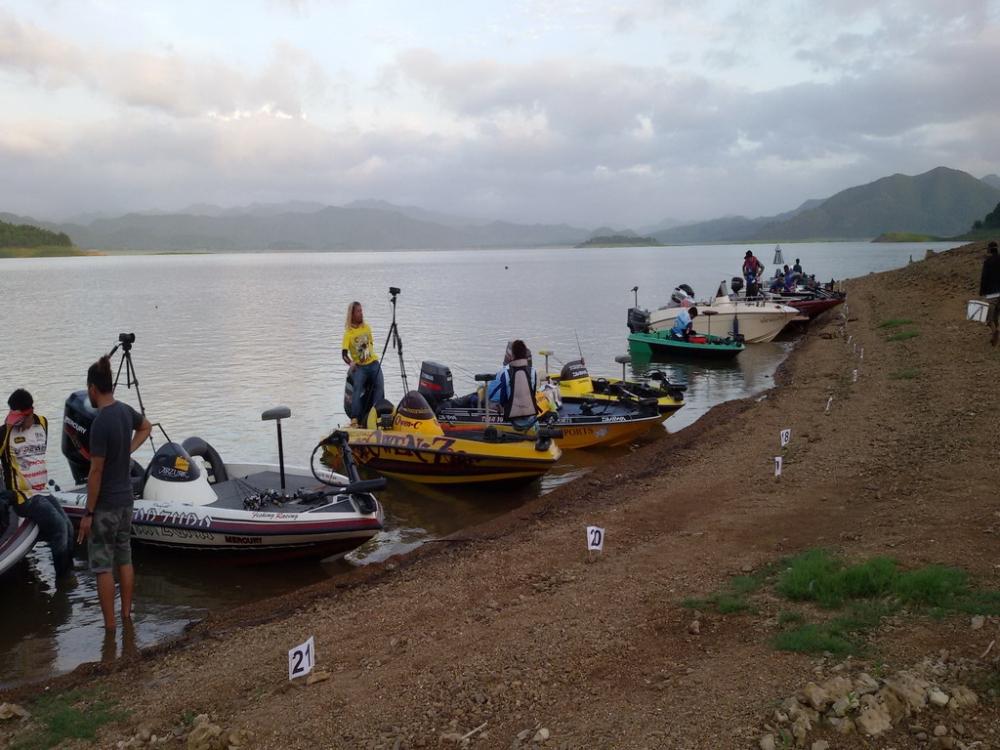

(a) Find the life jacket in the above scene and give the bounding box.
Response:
[502,359,539,420]
[0,414,49,505]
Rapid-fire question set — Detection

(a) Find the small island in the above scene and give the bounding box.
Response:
[0,218,84,257]
[575,234,663,248]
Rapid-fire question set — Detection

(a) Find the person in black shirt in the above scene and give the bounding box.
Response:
[980,241,1000,347]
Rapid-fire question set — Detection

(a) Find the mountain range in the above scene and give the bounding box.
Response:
[3,167,998,251]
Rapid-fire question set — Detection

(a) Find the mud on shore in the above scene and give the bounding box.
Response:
[3,241,1000,749]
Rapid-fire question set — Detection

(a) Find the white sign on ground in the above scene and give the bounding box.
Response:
[853,369,858,383]
[780,428,791,447]
[774,456,783,477]
[825,396,833,413]
[288,636,316,681]
[586,526,605,552]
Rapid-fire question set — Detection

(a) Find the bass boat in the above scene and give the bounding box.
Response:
[327,390,562,485]
[52,336,385,561]
[632,281,801,344]
[628,328,744,360]
[539,353,685,417]
[0,505,38,576]
[419,361,665,450]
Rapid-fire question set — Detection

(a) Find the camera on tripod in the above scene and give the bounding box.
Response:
[118,332,136,350]
[389,286,401,297]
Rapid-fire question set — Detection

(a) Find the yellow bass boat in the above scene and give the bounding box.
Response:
[541,353,685,417]
[322,391,561,485]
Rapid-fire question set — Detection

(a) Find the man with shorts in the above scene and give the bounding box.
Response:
[980,240,1000,347]
[76,355,151,630]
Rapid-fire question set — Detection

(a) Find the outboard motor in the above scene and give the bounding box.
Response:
[559,359,590,381]
[730,276,744,295]
[627,307,651,333]
[417,361,454,406]
[143,442,216,504]
[62,390,98,484]
[670,284,695,306]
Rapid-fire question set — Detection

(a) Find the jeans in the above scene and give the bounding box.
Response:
[352,361,385,421]
[14,493,75,577]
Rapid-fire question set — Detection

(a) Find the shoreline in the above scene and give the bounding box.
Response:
[4,241,1000,749]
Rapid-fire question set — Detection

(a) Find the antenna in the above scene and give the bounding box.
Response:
[574,330,584,364]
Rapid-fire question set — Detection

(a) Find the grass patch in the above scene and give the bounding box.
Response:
[890,367,921,380]
[682,564,780,615]
[773,624,855,656]
[0,246,86,259]
[778,610,805,626]
[887,330,920,342]
[895,565,968,607]
[10,690,127,750]
[878,318,914,328]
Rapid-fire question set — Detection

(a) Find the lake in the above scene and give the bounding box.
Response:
[0,240,957,686]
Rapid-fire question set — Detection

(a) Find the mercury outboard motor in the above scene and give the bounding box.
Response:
[670,284,695,306]
[417,361,454,406]
[62,390,98,484]
[627,307,651,333]
[730,276,744,295]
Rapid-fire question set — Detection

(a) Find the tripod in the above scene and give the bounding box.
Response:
[108,334,164,450]
[377,288,409,393]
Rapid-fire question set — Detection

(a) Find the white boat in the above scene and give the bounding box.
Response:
[54,388,385,561]
[0,505,38,576]
[646,281,802,343]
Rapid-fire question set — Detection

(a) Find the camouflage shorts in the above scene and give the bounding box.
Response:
[88,505,133,572]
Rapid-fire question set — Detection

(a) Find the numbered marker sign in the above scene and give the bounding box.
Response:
[860,347,864,360]
[825,396,833,413]
[852,369,858,383]
[288,636,316,681]
[774,456,783,477]
[586,526,605,552]
[780,428,791,448]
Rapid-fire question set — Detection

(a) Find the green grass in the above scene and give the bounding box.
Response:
[887,330,920,342]
[890,368,921,380]
[778,610,805,626]
[10,690,127,750]
[681,564,779,615]
[878,318,914,328]
[0,246,86,259]
[773,623,855,656]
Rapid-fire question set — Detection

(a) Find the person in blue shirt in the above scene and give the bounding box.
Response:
[486,340,539,430]
[671,306,699,339]
[783,265,796,292]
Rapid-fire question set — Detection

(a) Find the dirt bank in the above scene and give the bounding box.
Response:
[4,242,999,749]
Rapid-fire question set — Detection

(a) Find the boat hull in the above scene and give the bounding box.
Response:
[0,510,38,576]
[648,302,799,343]
[552,377,685,417]
[438,415,661,450]
[333,428,560,485]
[628,331,744,359]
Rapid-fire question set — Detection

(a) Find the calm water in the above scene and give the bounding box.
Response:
[0,241,955,686]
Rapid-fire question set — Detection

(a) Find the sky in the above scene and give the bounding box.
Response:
[1,0,999,227]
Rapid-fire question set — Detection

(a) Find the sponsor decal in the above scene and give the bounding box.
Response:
[225,535,263,545]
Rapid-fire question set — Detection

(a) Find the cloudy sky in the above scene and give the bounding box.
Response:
[2,0,998,227]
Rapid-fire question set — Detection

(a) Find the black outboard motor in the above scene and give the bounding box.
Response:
[559,359,590,381]
[62,390,98,484]
[417,361,454,406]
[730,276,744,295]
[627,307,651,333]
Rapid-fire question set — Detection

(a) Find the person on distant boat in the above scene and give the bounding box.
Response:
[487,339,539,430]
[742,251,765,295]
[671,306,699,340]
[793,258,803,276]
[342,301,385,426]
[980,240,1000,347]
[1,389,76,581]
[783,265,797,292]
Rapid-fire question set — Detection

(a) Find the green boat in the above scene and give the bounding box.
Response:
[628,329,744,359]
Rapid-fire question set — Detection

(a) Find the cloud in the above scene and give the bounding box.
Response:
[0,10,330,118]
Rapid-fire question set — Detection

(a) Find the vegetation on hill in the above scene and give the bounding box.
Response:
[575,234,662,248]
[954,200,1000,240]
[871,232,943,243]
[0,218,73,249]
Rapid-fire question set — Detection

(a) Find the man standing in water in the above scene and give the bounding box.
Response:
[76,355,151,630]
[980,241,1000,347]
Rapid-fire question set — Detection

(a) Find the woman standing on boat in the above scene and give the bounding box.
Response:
[342,301,384,426]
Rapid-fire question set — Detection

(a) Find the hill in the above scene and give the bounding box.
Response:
[0,206,593,252]
[751,167,1000,241]
[652,199,823,244]
[575,234,661,248]
[0,217,73,249]
[982,174,1000,190]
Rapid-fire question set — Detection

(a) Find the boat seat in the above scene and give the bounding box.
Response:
[261,406,291,421]
[614,354,631,365]
[474,373,495,382]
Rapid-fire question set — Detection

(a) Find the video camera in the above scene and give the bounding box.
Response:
[389,286,401,297]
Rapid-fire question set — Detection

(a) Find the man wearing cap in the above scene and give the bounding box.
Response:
[980,240,1000,346]
[0,389,75,579]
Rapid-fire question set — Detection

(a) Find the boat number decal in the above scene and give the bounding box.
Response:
[133,507,212,529]
[586,526,605,552]
[133,525,214,541]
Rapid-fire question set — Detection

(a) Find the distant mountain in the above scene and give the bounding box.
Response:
[588,226,638,239]
[344,199,492,228]
[982,174,1000,190]
[0,217,73,248]
[652,198,824,245]
[0,206,593,251]
[638,216,684,235]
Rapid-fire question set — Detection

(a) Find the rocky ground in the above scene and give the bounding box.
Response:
[3,241,1000,749]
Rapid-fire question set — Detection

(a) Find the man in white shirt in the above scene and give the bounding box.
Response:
[0,389,75,579]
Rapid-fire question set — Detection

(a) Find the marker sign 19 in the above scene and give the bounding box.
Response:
[586,526,605,552]
[780,428,791,448]
[774,456,783,477]
[288,636,316,681]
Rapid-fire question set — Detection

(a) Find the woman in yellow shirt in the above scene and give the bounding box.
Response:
[342,301,384,425]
